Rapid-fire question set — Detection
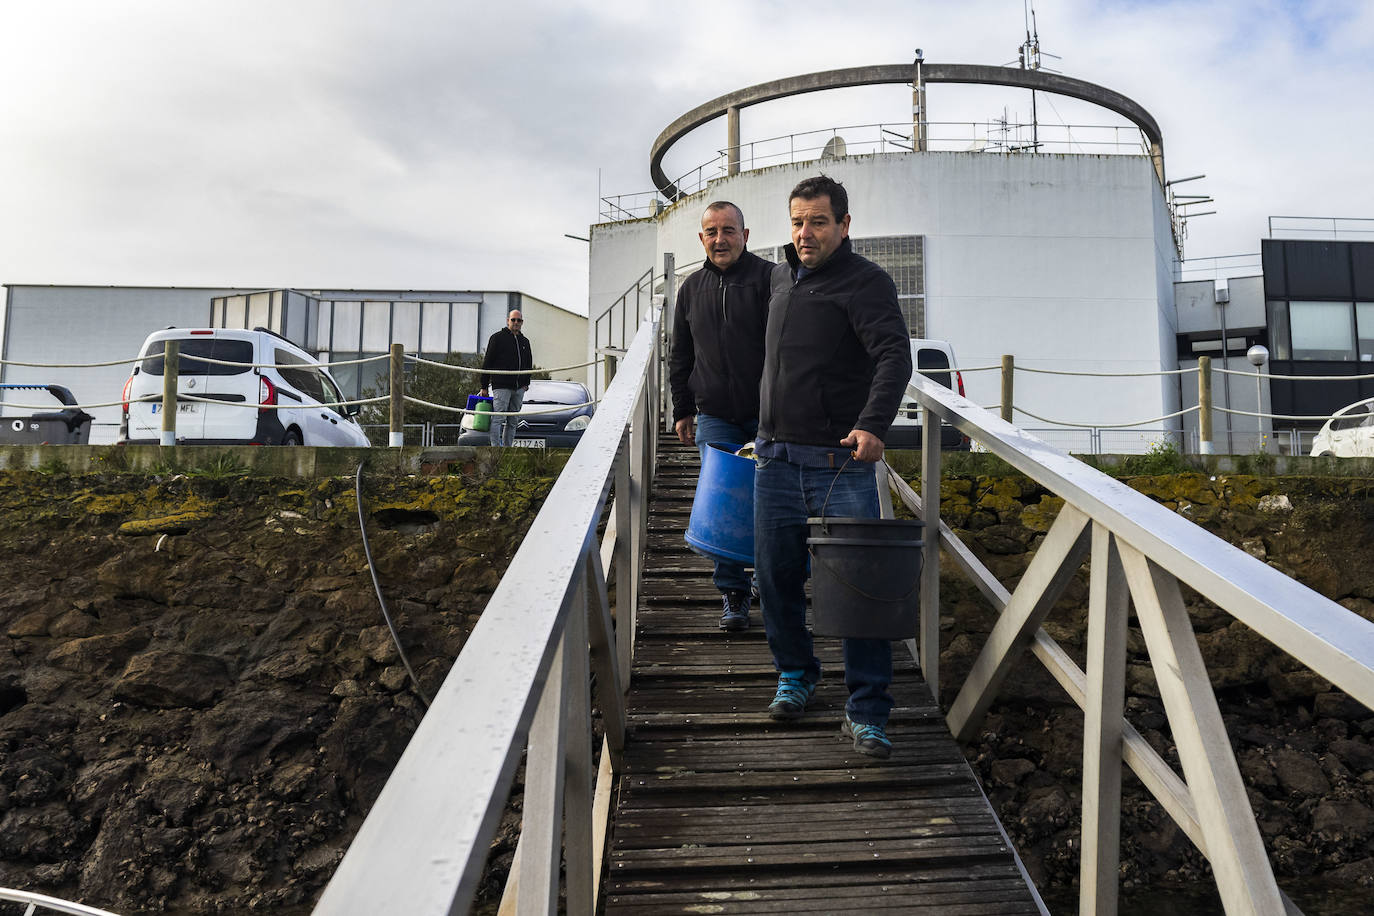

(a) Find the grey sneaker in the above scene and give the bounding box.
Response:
[768,669,817,719]
[841,714,892,759]
[719,590,750,631]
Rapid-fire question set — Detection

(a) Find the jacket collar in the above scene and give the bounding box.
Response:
[701,248,759,277]
[784,236,854,276]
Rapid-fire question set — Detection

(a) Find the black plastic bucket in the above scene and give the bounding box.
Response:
[807,516,924,639]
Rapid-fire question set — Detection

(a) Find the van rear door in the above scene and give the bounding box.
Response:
[128,336,211,440]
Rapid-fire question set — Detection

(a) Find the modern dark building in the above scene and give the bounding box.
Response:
[1262,238,1374,423]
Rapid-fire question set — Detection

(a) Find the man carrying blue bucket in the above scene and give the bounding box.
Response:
[670,201,773,631]
[754,176,912,758]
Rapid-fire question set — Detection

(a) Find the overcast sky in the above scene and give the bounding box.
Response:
[2,0,1371,316]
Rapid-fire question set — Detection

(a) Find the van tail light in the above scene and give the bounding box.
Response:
[956,371,966,398]
[259,375,277,408]
[121,376,133,416]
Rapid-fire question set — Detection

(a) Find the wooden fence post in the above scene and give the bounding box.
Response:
[1198,356,1214,455]
[389,343,405,448]
[1001,354,1014,424]
[160,340,179,447]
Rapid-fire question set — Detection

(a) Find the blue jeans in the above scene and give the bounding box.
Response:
[754,450,894,726]
[693,414,758,594]
[489,387,526,447]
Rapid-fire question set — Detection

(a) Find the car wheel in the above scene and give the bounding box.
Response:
[282,430,303,446]
[1316,451,1334,458]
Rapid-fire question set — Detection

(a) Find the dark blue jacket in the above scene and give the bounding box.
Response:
[758,238,911,446]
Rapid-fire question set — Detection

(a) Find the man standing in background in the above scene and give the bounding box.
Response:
[480,308,533,447]
[669,201,773,631]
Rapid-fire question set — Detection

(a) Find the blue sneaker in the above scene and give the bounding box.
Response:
[841,714,892,759]
[768,670,816,720]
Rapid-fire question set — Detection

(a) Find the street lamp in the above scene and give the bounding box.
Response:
[1248,344,1269,452]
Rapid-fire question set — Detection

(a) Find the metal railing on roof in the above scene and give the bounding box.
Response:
[1268,215,1374,241]
[313,301,666,915]
[600,120,1151,220]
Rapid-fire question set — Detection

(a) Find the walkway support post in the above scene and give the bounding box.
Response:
[1001,355,1014,424]
[389,343,405,448]
[1198,356,1214,455]
[159,340,179,447]
[663,255,677,433]
[1079,525,1129,914]
[919,411,942,695]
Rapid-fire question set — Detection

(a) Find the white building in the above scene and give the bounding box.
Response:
[589,62,1186,454]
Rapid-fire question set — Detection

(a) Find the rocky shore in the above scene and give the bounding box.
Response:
[0,465,545,913]
[0,459,1371,912]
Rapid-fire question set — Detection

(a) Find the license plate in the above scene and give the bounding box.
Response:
[512,438,546,448]
[151,403,200,414]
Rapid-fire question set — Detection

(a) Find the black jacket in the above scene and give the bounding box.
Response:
[758,238,912,446]
[480,327,533,390]
[669,250,773,424]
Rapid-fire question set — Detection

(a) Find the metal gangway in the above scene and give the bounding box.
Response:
[315,302,1374,915]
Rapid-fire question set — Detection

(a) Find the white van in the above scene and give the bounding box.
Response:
[120,328,370,447]
[885,338,969,450]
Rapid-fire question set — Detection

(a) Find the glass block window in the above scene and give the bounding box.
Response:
[750,236,925,337]
[853,235,925,338]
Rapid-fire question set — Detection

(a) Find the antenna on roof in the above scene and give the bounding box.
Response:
[1011,0,1063,150]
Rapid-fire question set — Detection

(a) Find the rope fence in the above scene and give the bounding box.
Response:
[3,344,1371,452]
[1011,404,1199,430]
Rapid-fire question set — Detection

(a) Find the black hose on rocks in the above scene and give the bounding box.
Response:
[355,462,433,709]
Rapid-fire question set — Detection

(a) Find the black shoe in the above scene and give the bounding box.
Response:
[719,590,750,631]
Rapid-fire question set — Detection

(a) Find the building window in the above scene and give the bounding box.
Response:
[1358,303,1374,363]
[362,301,390,351]
[394,300,421,352]
[1266,300,1290,360]
[1289,300,1355,361]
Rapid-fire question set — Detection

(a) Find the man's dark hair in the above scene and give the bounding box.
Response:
[703,200,745,228]
[788,175,848,221]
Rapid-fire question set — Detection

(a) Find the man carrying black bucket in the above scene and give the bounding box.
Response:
[669,201,773,631]
[754,175,912,759]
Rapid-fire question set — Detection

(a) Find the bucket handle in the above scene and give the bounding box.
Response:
[815,454,856,535]
[806,545,922,603]
[815,454,899,534]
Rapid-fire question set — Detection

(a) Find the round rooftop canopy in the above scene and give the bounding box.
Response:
[650,63,1164,200]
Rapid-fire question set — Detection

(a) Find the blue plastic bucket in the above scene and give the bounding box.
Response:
[685,442,754,564]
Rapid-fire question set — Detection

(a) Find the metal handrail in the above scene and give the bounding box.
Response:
[313,303,664,915]
[901,373,1374,914]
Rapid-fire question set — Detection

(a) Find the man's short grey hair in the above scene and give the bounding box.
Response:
[702,200,746,229]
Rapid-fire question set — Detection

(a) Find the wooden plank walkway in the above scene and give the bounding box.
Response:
[603,436,1043,914]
